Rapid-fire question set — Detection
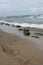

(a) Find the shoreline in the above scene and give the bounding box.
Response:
[0,21,43,50]
[0,20,43,29]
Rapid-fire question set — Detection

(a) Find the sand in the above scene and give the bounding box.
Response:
[0,30,43,65]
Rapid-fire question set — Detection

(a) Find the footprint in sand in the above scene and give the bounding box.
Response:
[24,59,31,65]
[10,40,17,45]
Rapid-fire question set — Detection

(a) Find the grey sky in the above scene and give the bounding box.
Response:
[0,0,43,16]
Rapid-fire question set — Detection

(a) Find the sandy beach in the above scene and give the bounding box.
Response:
[0,0,43,64]
[0,30,43,65]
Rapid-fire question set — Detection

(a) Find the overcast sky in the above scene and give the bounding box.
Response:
[0,0,43,16]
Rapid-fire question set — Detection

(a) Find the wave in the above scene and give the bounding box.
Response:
[37,17,43,18]
[27,16,43,18]
[0,20,43,29]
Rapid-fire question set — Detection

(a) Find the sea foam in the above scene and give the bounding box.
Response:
[0,20,43,29]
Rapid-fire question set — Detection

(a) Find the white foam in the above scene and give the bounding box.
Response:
[37,17,43,18]
[0,20,43,29]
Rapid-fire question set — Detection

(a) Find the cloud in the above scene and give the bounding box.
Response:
[30,7,43,13]
[0,0,43,16]
[0,0,43,10]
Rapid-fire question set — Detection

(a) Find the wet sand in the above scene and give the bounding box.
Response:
[0,30,43,65]
[0,22,43,50]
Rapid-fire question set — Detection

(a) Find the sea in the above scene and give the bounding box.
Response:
[1,15,43,29]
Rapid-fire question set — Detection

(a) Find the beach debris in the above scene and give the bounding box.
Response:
[1,23,4,25]
[12,24,15,27]
[23,28,30,36]
[31,36,39,38]
[5,23,10,26]
[18,28,22,31]
[15,25,21,28]
[34,33,43,36]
